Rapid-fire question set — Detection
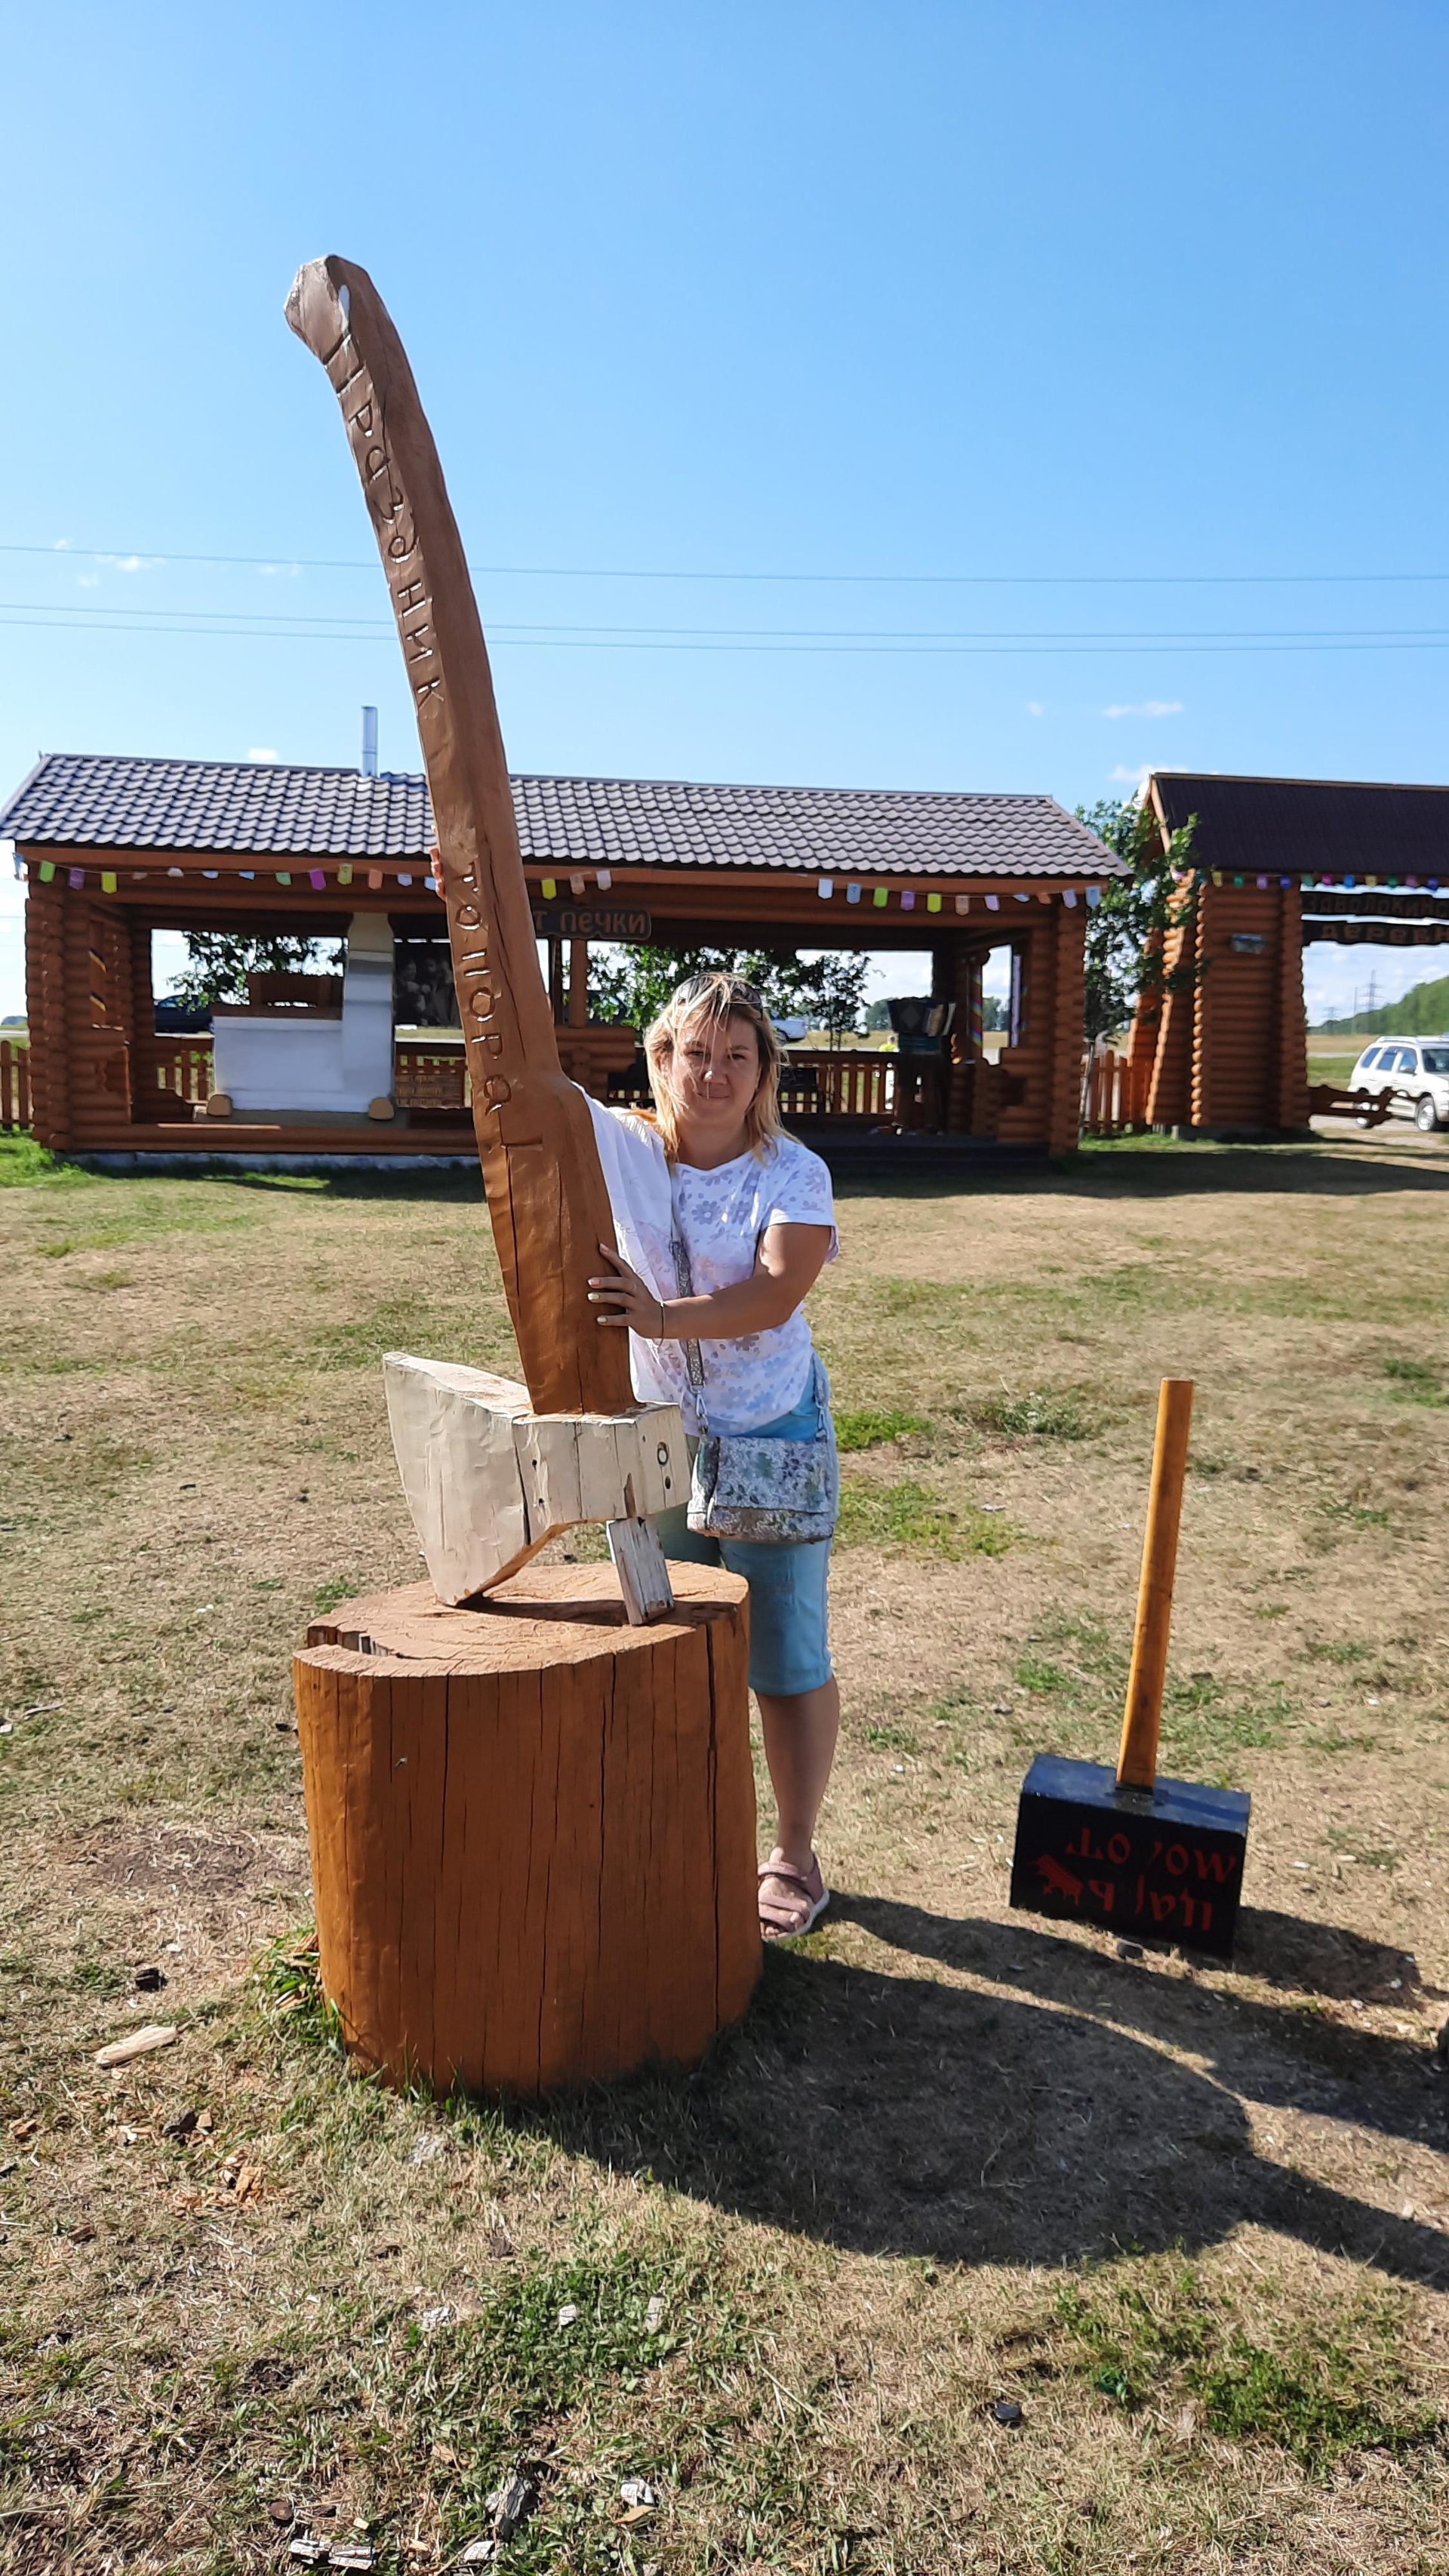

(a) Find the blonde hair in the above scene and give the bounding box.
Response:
[644,972,785,1162]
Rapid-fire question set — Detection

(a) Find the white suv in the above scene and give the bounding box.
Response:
[1348,1037,1449,1131]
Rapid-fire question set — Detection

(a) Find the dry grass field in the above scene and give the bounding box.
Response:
[3,1125,1449,2575]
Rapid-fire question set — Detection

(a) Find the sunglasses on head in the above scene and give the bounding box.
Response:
[672,972,766,1013]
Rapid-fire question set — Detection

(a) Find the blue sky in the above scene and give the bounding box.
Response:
[5,0,1449,1023]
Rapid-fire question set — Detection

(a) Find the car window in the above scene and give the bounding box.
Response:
[1396,1048,1419,1072]
[1422,1048,1449,1074]
[1358,1048,1383,1069]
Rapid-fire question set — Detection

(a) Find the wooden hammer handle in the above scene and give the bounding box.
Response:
[1116,1377,1194,1791]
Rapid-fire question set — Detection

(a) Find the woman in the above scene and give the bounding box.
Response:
[584,971,840,1940]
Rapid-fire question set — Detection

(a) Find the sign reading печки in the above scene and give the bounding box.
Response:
[531,905,652,942]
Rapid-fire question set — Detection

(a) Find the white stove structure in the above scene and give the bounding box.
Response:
[211,914,395,1114]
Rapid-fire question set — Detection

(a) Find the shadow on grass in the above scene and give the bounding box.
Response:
[17,1133,1444,1203]
[500,1900,1448,2289]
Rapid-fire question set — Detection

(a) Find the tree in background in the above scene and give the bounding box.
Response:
[168,932,341,1011]
[589,944,869,1043]
[1075,796,1201,1046]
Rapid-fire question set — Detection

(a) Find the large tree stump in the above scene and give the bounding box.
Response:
[294,1562,760,2094]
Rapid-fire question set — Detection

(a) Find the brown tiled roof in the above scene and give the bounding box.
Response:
[1,752,1123,881]
[1152,770,1449,879]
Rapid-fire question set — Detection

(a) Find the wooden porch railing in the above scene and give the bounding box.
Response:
[122,1034,910,1130]
[785,1048,897,1121]
[1080,1046,1152,1137]
[394,1037,469,1110]
[1,1039,31,1131]
[151,1039,215,1106]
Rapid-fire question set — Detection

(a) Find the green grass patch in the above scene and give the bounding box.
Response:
[0,1134,94,1188]
[975,1389,1095,1439]
[311,1573,365,1617]
[835,1476,1013,1557]
[1383,1356,1447,1405]
[1058,2266,1438,2468]
[834,1406,929,1451]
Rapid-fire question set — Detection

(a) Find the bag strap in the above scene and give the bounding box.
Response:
[667,1164,707,1401]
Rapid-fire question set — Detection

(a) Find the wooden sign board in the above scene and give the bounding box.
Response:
[1010,1753,1250,1959]
[531,904,652,942]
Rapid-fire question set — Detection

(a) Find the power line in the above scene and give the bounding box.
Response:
[14,596,1449,645]
[10,540,1449,588]
[8,604,1449,657]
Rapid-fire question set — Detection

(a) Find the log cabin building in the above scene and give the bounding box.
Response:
[2,752,1120,1165]
[1134,770,1449,1136]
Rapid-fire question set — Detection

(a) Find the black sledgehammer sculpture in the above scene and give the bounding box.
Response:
[1010,1379,1251,1959]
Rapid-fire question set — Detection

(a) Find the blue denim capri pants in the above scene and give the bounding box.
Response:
[653,1378,834,1699]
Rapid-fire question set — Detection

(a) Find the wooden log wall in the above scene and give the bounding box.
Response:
[1274,885,1310,1131]
[61,900,137,1145]
[23,878,72,1148]
[1045,903,1088,1156]
[128,924,166,1116]
[1190,882,1284,1131]
[1136,883,1309,1135]
[1145,903,1197,1128]
[996,906,1085,1152]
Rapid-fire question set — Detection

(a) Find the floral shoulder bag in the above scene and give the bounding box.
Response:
[668,1169,838,1545]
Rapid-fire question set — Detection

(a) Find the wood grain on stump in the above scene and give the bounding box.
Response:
[294,1563,760,2095]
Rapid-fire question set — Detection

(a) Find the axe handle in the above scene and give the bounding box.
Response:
[1116,1377,1194,1792]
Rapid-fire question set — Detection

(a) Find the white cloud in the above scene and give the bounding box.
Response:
[1026,700,1045,717]
[77,573,100,589]
[1110,763,1151,786]
[1103,700,1184,720]
[248,746,280,763]
[53,537,70,552]
[258,562,302,578]
[98,553,161,574]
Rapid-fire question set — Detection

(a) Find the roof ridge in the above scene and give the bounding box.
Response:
[1152,767,1449,796]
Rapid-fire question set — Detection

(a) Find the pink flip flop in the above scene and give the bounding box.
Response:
[757,1857,830,1941]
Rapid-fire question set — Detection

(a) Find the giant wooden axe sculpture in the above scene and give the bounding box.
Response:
[286,257,685,1617]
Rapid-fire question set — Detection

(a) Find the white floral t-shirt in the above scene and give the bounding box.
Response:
[585,1099,838,1435]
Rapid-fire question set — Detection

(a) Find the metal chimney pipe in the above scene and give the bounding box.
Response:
[361,706,379,777]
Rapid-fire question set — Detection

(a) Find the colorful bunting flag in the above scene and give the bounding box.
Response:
[596,868,612,890]
[101,870,117,894]
[927,892,942,913]
[338,864,353,887]
[541,877,557,899]
[309,869,327,891]
[38,860,55,882]
[872,888,888,908]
